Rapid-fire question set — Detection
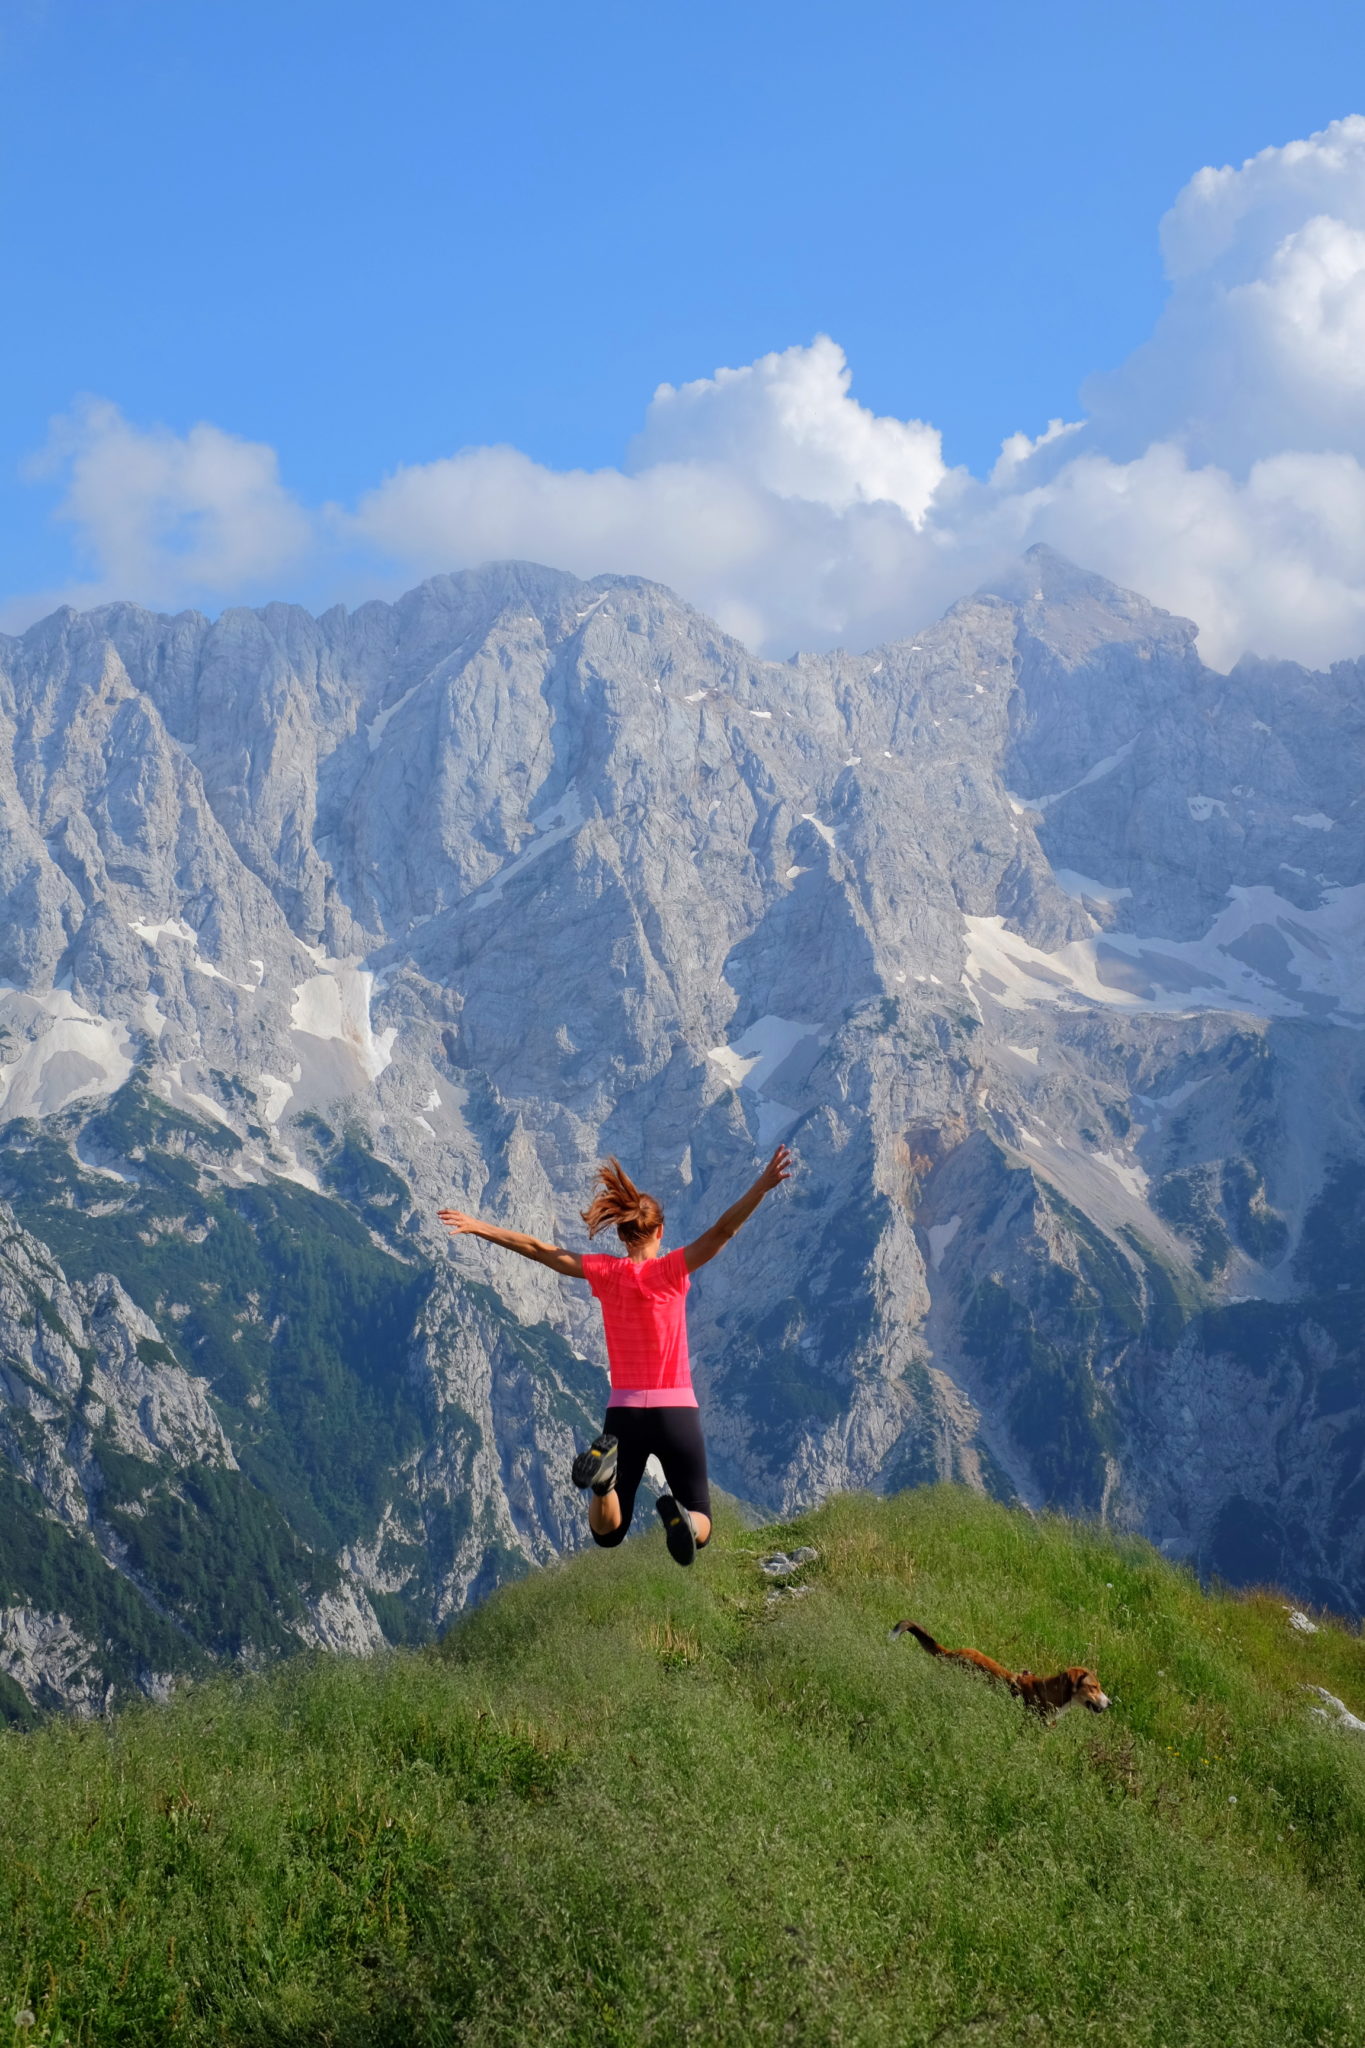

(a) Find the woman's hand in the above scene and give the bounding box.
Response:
[757,1144,792,1194]
[437,1209,482,1236]
[684,1145,793,1273]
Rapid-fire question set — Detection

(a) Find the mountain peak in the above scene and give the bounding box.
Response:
[982,543,1150,612]
[971,546,1200,666]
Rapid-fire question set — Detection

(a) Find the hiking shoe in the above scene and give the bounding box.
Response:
[656,1494,697,1567]
[571,1433,618,1495]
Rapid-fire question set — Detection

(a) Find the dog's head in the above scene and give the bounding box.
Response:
[1067,1667,1111,1713]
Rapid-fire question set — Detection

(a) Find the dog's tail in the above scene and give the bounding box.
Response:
[888,1620,943,1654]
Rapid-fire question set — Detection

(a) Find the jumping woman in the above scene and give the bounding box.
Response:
[438,1144,791,1565]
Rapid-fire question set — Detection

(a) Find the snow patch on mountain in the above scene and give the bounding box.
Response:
[367,680,423,752]
[257,1072,297,1126]
[467,786,587,907]
[927,1216,961,1269]
[707,1015,816,1093]
[129,918,258,990]
[1052,869,1132,905]
[801,814,838,847]
[290,949,396,1086]
[1011,740,1135,812]
[0,990,135,1121]
[964,882,1365,1026]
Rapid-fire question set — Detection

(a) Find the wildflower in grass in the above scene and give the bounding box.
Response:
[15,2013,34,2031]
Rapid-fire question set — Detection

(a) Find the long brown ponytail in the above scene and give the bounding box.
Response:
[580,1157,664,1246]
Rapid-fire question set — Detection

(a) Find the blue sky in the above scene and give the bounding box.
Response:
[7,0,1365,665]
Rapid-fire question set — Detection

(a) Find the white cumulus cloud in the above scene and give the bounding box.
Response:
[630,335,947,520]
[1087,114,1365,468]
[348,339,966,651]
[346,114,1365,666]
[11,397,312,623]
[16,117,1365,671]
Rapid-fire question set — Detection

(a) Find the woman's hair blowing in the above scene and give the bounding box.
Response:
[580,1157,664,1245]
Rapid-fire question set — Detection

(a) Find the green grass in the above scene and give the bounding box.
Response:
[3,1487,1364,2046]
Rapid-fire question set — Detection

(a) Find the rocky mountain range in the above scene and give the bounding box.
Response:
[1,544,1362,1714]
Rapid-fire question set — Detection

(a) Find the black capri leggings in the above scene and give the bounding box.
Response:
[592,1404,711,1548]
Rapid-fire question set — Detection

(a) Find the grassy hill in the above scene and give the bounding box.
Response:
[4,1486,1365,2046]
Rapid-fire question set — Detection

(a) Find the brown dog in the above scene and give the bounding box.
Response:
[890,1621,1111,1720]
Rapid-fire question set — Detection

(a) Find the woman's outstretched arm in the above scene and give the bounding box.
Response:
[684,1145,792,1274]
[438,1210,585,1279]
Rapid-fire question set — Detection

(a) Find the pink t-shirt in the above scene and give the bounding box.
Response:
[581,1246,694,1406]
